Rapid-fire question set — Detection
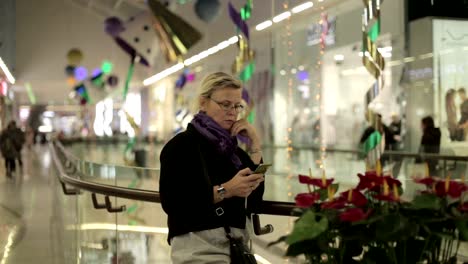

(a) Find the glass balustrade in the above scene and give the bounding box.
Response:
[53,142,467,263]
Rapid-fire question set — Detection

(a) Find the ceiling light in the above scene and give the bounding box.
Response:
[273,11,291,23]
[0,57,15,84]
[143,63,184,86]
[334,54,345,61]
[378,46,392,53]
[228,36,239,44]
[292,2,313,13]
[255,20,273,31]
[403,57,415,62]
[382,52,392,58]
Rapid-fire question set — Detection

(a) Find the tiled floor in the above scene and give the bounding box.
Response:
[0,145,59,263]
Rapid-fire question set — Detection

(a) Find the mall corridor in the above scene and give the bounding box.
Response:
[2,0,468,262]
[0,145,57,263]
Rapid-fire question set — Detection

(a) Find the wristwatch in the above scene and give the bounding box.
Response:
[217,185,226,200]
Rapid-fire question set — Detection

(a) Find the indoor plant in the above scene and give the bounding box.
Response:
[273,167,468,264]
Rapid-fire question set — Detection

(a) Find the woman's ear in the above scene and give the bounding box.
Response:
[199,96,207,111]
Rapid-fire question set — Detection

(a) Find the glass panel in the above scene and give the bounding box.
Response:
[74,189,117,263]
[59,142,467,262]
[51,163,79,263]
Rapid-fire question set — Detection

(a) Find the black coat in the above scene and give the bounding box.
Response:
[159,124,264,244]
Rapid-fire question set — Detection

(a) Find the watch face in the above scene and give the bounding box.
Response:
[217,186,226,194]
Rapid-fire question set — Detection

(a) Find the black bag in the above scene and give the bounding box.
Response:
[225,227,257,264]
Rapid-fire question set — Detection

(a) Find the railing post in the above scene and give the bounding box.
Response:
[91,193,107,209]
[105,196,126,213]
[252,214,274,235]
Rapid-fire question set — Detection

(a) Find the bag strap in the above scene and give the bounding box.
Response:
[197,141,231,237]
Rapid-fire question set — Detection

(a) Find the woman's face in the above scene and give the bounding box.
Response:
[200,87,243,130]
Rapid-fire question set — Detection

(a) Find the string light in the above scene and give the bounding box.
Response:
[284,0,294,197]
[313,10,328,175]
[283,2,294,263]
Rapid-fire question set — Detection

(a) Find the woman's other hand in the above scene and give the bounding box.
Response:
[224,167,264,198]
[230,119,260,146]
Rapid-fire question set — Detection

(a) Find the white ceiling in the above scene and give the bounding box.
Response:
[12,0,347,105]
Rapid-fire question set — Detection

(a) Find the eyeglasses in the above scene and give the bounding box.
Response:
[208,97,245,113]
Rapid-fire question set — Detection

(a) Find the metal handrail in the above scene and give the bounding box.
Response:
[50,141,297,229]
[51,140,467,220]
[51,142,160,203]
[263,144,468,161]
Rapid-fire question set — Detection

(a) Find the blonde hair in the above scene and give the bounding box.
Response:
[194,72,242,110]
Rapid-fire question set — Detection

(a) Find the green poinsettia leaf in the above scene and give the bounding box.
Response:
[411,193,442,210]
[375,213,417,241]
[285,210,328,245]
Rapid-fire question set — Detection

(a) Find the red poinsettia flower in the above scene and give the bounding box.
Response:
[356,172,384,191]
[435,180,468,198]
[459,202,468,212]
[339,208,372,222]
[299,174,334,189]
[383,176,402,187]
[413,177,436,187]
[295,192,321,208]
[321,197,347,209]
[340,189,368,207]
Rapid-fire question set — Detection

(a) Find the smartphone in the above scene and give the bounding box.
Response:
[253,164,272,174]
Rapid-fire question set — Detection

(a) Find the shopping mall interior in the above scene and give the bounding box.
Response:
[1,0,468,263]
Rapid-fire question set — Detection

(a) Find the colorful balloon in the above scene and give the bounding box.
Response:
[194,0,221,23]
[65,65,75,76]
[74,66,88,82]
[105,17,125,37]
[107,75,119,87]
[67,48,83,66]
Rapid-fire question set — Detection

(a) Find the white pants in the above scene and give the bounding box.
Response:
[170,227,250,264]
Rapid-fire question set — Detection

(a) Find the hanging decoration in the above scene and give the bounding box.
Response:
[147,0,203,63]
[107,75,119,87]
[65,65,75,77]
[175,69,196,91]
[66,48,83,66]
[228,1,255,82]
[104,13,159,101]
[194,0,222,23]
[64,59,119,105]
[74,66,88,82]
[361,0,386,170]
[228,0,256,131]
[74,84,90,105]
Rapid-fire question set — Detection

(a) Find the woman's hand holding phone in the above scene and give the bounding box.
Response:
[223,168,264,198]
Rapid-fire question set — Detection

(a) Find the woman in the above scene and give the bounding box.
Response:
[159,72,265,263]
[417,116,441,177]
[445,89,459,141]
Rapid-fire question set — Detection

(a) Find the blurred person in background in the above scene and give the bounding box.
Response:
[458,88,468,141]
[445,89,459,141]
[0,121,23,178]
[416,116,441,177]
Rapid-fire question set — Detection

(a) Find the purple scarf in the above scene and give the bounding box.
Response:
[190,112,242,169]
